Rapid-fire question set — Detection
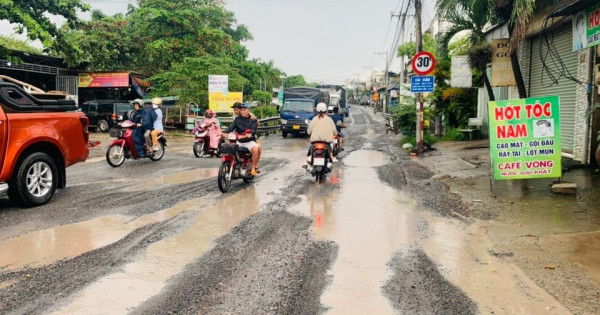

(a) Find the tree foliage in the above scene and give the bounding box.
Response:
[283,75,308,88]
[0,35,42,54]
[148,55,247,106]
[0,0,88,47]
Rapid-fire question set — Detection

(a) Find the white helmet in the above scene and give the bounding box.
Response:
[316,102,327,113]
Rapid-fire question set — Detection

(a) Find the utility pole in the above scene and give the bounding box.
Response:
[415,0,424,153]
[352,73,360,98]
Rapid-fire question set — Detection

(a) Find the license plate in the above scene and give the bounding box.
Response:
[313,158,325,166]
[293,125,300,130]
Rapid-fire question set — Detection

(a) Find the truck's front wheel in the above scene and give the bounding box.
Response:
[8,152,58,207]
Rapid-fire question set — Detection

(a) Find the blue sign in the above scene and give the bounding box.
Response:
[411,76,435,93]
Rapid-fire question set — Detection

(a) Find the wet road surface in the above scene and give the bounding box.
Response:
[0,106,583,314]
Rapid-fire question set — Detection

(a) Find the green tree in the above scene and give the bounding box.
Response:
[283,75,308,88]
[251,90,272,106]
[0,35,42,54]
[437,0,495,101]
[148,55,247,106]
[0,0,88,46]
[125,0,252,74]
[397,33,438,59]
[0,0,88,58]
[58,11,132,70]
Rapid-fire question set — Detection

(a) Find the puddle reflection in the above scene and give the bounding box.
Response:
[292,150,418,314]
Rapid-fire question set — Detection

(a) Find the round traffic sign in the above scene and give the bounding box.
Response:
[411,51,436,76]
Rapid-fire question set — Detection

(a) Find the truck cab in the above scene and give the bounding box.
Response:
[279,87,329,138]
[279,98,315,138]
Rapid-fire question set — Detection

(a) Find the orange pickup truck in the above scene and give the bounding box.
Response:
[0,81,90,207]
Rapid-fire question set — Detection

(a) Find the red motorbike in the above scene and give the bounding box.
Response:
[217,130,254,193]
[193,121,222,158]
[305,141,333,182]
[106,120,167,167]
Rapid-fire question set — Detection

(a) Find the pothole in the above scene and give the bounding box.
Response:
[343,150,390,167]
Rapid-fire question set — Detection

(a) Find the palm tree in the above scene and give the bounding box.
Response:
[437,0,495,101]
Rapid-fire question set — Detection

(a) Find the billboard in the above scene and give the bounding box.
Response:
[78,72,130,88]
[209,92,242,113]
[451,56,472,88]
[208,75,229,93]
[491,39,516,87]
[488,95,562,180]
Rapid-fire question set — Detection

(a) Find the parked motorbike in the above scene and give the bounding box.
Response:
[193,121,223,158]
[217,130,255,193]
[305,141,333,182]
[106,120,167,167]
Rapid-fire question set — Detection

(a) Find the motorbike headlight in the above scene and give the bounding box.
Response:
[304,119,310,125]
[280,119,287,124]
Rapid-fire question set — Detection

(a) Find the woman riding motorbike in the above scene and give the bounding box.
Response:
[192,109,222,151]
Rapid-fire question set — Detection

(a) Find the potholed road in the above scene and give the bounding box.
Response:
[0,106,571,314]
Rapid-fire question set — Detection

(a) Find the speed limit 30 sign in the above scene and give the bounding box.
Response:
[411,51,436,75]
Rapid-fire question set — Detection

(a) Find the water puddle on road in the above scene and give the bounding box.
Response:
[422,216,573,314]
[292,150,419,314]
[0,198,212,271]
[51,162,295,314]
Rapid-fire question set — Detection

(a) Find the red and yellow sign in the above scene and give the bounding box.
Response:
[79,72,130,88]
[209,92,242,113]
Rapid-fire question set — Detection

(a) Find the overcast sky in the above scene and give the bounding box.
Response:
[1,0,436,84]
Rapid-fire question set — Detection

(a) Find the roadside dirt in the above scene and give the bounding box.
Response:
[413,139,600,315]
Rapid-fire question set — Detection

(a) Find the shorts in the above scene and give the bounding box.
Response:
[238,141,259,151]
[337,131,345,138]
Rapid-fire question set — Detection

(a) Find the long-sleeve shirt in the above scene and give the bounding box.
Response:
[153,108,163,131]
[225,115,258,142]
[307,115,337,143]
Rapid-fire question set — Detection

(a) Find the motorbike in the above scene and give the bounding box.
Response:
[106,120,167,167]
[217,130,255,193]
[193,121,223,158]
[305,141,334,182]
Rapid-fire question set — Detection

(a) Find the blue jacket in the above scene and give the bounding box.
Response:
[142,107,157,131]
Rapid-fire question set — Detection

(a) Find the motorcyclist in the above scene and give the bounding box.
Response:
[329,106,347,152]
[130,99,146,158]
[192,109,222,150]
[142,101,157,152]
[306,102,338,164]
[222,103,260,176]
[231,102,262,169]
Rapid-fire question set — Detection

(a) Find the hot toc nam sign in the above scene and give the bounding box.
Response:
[488,96,561,180]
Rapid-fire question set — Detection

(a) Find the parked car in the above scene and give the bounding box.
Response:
[0,81,90,206]
[80,100,133,132]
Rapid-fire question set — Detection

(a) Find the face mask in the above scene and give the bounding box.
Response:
[152,104,158,109]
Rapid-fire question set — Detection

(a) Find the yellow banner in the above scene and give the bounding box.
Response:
[208,92,241,113]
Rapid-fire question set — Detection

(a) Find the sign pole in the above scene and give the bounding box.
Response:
[414,0,424,153]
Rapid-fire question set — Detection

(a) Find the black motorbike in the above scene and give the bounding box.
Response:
[305,141,333,182]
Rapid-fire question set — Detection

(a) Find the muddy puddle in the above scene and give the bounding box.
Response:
[132,168,219,188]
[50,158,298,313]
[422,215,572,314]
[292,150,418,314]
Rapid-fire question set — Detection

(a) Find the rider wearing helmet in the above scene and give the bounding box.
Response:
[130,99,146,157]
[222,103,260,176]
[307,102,338,163]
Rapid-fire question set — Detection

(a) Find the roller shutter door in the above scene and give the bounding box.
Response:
[529,25,578,153]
